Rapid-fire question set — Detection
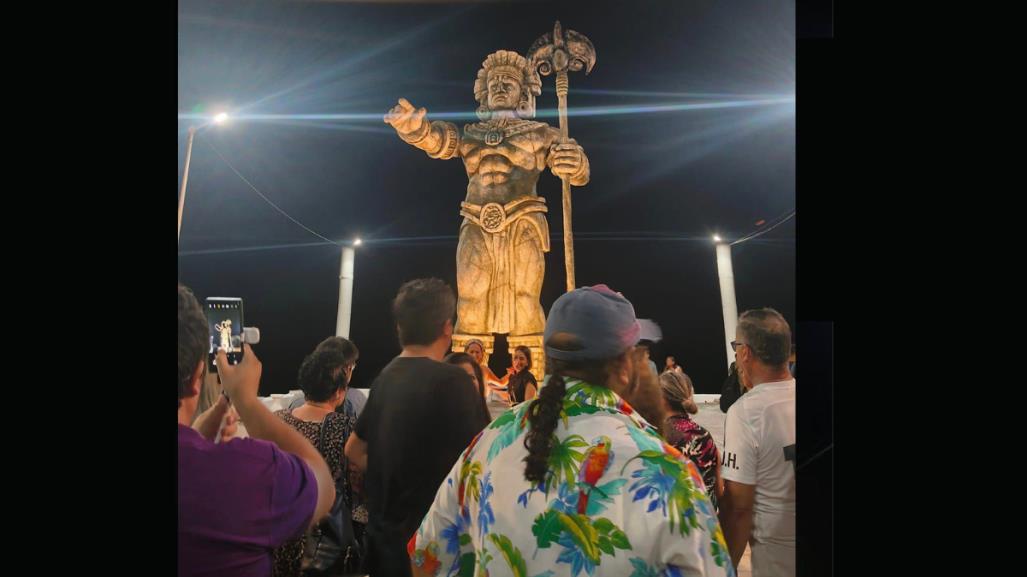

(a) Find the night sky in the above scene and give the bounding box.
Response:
[178,0,795,395]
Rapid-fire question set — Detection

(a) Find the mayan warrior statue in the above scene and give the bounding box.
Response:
[215,320,233,352]
[385,49,590,378]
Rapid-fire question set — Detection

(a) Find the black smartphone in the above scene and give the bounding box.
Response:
[205,297,245,370]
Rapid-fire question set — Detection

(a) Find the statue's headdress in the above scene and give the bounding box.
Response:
[473,50,542,120]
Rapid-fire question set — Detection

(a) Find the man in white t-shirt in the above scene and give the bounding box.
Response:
[720,308,796,577]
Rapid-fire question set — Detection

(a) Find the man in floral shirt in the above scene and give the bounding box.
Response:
[412,285,734,577]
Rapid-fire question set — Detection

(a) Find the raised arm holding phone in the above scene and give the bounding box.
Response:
[215,345,336,529]
[178,284,336,577]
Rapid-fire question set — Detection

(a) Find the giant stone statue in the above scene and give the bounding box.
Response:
[385,49,590,377]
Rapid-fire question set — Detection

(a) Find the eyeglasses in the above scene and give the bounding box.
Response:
[730,341,748,351]
[345,362,357,373]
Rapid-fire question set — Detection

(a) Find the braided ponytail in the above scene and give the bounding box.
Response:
[522,374,568,484]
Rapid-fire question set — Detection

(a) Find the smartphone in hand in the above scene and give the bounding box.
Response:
[204,297,245,371]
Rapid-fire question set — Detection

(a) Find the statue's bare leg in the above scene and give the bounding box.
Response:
[455,223,492,336]
[506,219,547,378]
[511,219,546,336]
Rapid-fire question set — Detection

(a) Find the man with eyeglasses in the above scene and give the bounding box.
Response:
[719,308,796,577]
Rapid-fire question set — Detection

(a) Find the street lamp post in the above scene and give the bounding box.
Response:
[178,126,197,244]
[178,112,228,244]
[336,239,361,338]
[715,237,739,369]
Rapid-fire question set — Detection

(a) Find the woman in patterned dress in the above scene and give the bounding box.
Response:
[271,346,366,577]
[659,370,723,510]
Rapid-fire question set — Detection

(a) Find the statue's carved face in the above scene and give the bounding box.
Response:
[486,72,523,111]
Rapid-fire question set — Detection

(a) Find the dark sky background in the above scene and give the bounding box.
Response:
[177,0,795,395]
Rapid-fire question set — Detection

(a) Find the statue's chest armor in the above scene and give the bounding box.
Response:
[462,121,548,174]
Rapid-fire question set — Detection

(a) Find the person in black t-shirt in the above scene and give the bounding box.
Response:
[344,278,488,577]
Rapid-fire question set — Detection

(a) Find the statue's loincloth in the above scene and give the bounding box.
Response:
[459,195,550,334]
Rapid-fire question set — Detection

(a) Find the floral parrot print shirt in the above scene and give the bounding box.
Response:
[412,378,735,577]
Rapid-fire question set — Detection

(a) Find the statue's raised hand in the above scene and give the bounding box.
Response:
[384,98,428,139]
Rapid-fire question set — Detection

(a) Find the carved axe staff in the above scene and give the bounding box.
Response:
[528,21,596,293]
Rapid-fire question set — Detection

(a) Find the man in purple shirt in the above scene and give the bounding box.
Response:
[178,284,335,577]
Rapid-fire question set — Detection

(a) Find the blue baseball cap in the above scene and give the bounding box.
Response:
[544,285,641,361]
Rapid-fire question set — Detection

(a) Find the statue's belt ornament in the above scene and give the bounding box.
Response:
[460,196,548,234]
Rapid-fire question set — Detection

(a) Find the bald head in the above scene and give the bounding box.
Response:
[737,308,792,368]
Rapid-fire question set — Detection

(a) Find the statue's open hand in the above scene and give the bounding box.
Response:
[548,137,584,177]
[384,98,428,138]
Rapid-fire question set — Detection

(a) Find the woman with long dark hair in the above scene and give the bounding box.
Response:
[506,345,537,404]
[444,351,493,425]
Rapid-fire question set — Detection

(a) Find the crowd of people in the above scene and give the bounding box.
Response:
[178,278,796,577]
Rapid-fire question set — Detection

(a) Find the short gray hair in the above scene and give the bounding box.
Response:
[737,308,792,367]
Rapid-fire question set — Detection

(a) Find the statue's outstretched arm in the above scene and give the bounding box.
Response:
[384,97,461,160]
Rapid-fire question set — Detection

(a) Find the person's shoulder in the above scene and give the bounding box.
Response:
[209,436,283,465]
[694,422,714,440]
[748,381,792,401]
[516,371,538,386]
[382,357,471,390]
[600,419,686,474]
[375,356,405,374]
[577,411,650,447]
[327,411,356,431]
[725,393,751,421]
[754,382,795,417]
[764,381,796,398]
[779,379,797,394]
[368,356,409,386]
[428,359,474,382]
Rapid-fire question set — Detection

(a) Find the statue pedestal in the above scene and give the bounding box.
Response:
[454,333,545,382]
